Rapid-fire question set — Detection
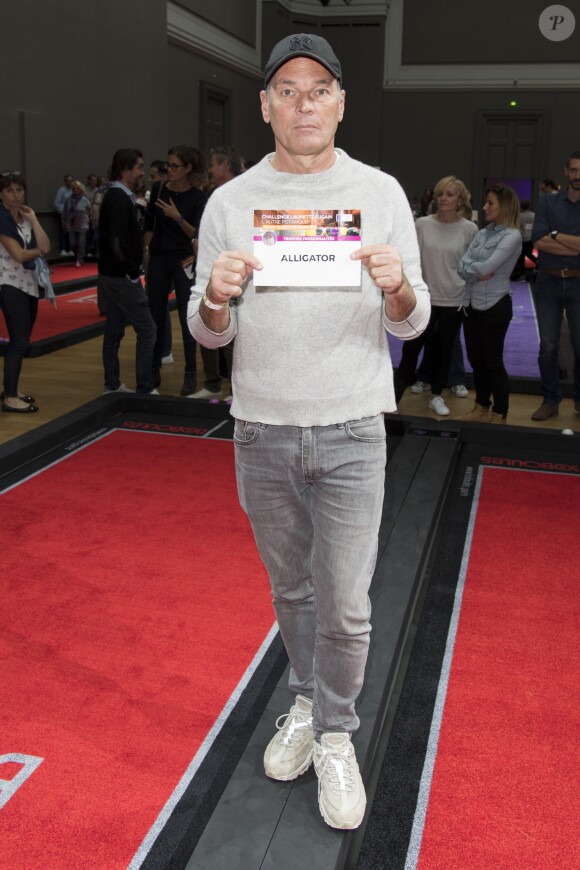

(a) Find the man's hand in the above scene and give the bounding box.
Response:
[352,243,417,322]
[351,244,404,294]
[207,250,263,305]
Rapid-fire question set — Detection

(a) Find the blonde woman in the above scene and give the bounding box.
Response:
[395,175,477,415]
[458,184,522,424]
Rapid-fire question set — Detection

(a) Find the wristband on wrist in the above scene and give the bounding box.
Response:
[203,293,228,311]
[175,215,184,224]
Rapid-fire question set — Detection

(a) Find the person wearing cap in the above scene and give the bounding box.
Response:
[188,33,429,830]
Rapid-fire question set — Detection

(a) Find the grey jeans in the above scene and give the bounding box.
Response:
[234,415,386,735]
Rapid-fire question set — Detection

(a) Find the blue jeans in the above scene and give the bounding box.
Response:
[0,284,38,397]
[99,275,156,393]
[234,415,386,736]
[533,272,580,404]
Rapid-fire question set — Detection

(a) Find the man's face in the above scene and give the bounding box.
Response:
[208,154,228,187]
[87,175,97,188]
[126,158,145,189]
[260,58,344,163]
[565,158,580,192]
[64,175,73,188]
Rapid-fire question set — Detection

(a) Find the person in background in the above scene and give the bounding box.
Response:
[98,148,157,395]
[188,145,245,400]
[147,160,167,199]
[0,171,51,413]
[143,145,208,395]
[458,184,522,424]
[84,174,99,255]
[395,175,477,416]
[538,178,558,199]
[90,175,109,259]
[54,173,73,256]
[511,199,536,281]
[145,160,172,362]
[530,150,580,422]
[63,180,91,267]
[420,187,434,216]
[207,145,244,190]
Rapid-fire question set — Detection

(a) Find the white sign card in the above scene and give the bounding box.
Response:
[252,209,362,288]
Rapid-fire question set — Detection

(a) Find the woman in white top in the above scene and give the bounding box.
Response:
[394,175,477,416]
[0,172,51,413]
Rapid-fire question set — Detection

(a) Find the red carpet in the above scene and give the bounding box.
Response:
[0,286,101,345]
[413,467,580,869]
[50,262,98,285]
[0,432,273,869]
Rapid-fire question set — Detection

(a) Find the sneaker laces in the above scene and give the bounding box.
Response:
[274,708,313,747]
[316,743,356,793]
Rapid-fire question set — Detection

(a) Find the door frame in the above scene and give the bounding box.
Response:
[472,110,549,206]
[199,81,232,156]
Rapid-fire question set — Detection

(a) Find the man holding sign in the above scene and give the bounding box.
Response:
[188,33,429,830]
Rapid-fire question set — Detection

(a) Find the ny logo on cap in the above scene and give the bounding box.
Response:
[289,35,313,51]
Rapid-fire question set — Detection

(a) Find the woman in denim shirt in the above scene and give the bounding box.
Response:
[458,184,522,423]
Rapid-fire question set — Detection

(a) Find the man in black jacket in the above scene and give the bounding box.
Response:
[98,148,157,394]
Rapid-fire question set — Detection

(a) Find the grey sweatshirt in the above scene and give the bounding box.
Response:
[415,216,477,306]
[188,150,430,426]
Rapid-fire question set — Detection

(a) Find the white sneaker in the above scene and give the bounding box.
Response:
[187,387,221,400]
[59,249,68,257]
[451,384,469,398]
[411,380,430,394]
[102,383,132,394]
[263,695,314,781]
[429,395,450,416]
[161,353,174,365]
[313,733,366,830]
[147,388,159,395]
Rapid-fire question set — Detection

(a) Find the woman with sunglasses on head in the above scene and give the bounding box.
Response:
[458,184,522,424]
[0,172,50,413]
[143,145,208,395]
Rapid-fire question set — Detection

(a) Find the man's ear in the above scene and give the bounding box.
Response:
[338,88,346,123]
[260,90,271,125]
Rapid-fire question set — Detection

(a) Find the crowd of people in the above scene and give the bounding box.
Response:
[1,148,578,424]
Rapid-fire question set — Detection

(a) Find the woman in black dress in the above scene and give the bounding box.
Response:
[143,146,208,395]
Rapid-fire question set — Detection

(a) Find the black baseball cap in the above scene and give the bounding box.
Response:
[264,33,342,87]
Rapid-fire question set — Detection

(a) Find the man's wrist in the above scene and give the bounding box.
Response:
[203,293,228,311]
[383,274,407,296]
